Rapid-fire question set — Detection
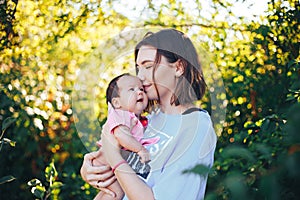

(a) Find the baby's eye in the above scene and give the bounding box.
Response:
[129,88,134,91]
[139,87,144,92]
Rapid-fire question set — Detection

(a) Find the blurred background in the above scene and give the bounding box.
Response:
[0,0,299,199]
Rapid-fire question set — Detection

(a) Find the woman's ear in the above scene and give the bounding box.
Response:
[175,59,185,77]
[111,97,121,109]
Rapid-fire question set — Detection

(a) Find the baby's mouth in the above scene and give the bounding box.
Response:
[137,98,143,103]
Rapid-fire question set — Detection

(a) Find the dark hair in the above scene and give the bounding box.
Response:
[134,29,207,108]
[106,73,130,105]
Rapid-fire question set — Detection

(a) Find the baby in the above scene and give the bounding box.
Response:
[93,73,154,200]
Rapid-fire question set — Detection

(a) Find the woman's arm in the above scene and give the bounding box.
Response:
[102,126,155,200]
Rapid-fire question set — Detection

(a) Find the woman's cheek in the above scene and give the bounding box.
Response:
[146,89,159,100]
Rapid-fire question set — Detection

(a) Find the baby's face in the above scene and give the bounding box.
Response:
[116,75,148,115]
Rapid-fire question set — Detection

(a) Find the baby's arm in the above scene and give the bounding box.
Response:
[113,125,150,163]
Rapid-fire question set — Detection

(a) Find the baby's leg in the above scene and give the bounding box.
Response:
[92,150,125,200]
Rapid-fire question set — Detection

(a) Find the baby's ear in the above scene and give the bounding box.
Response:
[175,59,185,77]
[111,97,121,109]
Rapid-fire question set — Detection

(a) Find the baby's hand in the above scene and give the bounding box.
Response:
[137,147,150,163]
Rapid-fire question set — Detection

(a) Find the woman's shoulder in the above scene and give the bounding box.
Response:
[181,108,214,135]
[182,107,207,115]
[182,107,212,121]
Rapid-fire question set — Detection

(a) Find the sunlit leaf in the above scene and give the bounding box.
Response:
[51,181,63,189]
[288,59,299,69]
[45,160,58,182]
[27,178,42,187]
[31,185,46,199]
[2,138,16,147]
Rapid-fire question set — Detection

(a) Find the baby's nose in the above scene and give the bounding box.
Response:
[137,90,143,95]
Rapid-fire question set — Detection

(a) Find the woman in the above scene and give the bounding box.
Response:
[81,29,217,200]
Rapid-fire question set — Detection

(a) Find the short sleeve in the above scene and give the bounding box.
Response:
[199,119,217,159]
[106,104,134,133]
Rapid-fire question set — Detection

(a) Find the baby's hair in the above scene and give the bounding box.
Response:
[106,73,131,105]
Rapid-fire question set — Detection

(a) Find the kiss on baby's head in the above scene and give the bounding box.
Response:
[105,73,148,115]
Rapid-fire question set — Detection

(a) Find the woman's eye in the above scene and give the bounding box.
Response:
[136,65,153,71]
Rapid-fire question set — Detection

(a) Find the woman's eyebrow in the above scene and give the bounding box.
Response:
[138,60,154,66]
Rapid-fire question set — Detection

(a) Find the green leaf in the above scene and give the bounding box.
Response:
[221,146,255,163]
[286,94,297,101]
[255,143,272,160]
[224,172,248,199]
[31,185,46,199]
[182,164,211,177]
[0,175,16,184]
[204,193,218,200]
[255,25,270,37]
[1,117,16,132]
[2,138,16,147]
[288,59,299,69]
[51,181,63,189]
[45,160,58,182]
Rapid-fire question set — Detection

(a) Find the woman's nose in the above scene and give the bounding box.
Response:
[137,68,145,81]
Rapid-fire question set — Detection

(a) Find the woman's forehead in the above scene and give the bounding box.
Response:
[136,45,157,65]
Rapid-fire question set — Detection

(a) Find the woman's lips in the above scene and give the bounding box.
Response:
[143,84,151,92]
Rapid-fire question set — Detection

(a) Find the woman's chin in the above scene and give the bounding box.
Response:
[145,92,158,101]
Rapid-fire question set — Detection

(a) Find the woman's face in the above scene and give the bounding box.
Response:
[136,45,177,103]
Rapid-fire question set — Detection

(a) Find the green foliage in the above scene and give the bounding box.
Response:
[0,0,299,199]
[28,160,63,200]
[0,0,18,51]
[0,117,16,185]
[205,1,300,199]
[0,117,17,150]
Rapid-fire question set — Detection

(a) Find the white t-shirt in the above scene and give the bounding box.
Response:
[123,109,217,200]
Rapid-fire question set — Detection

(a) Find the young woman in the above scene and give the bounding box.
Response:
[81,29,217,200]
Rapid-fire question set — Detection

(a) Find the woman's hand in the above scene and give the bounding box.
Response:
[80,150,116,196]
